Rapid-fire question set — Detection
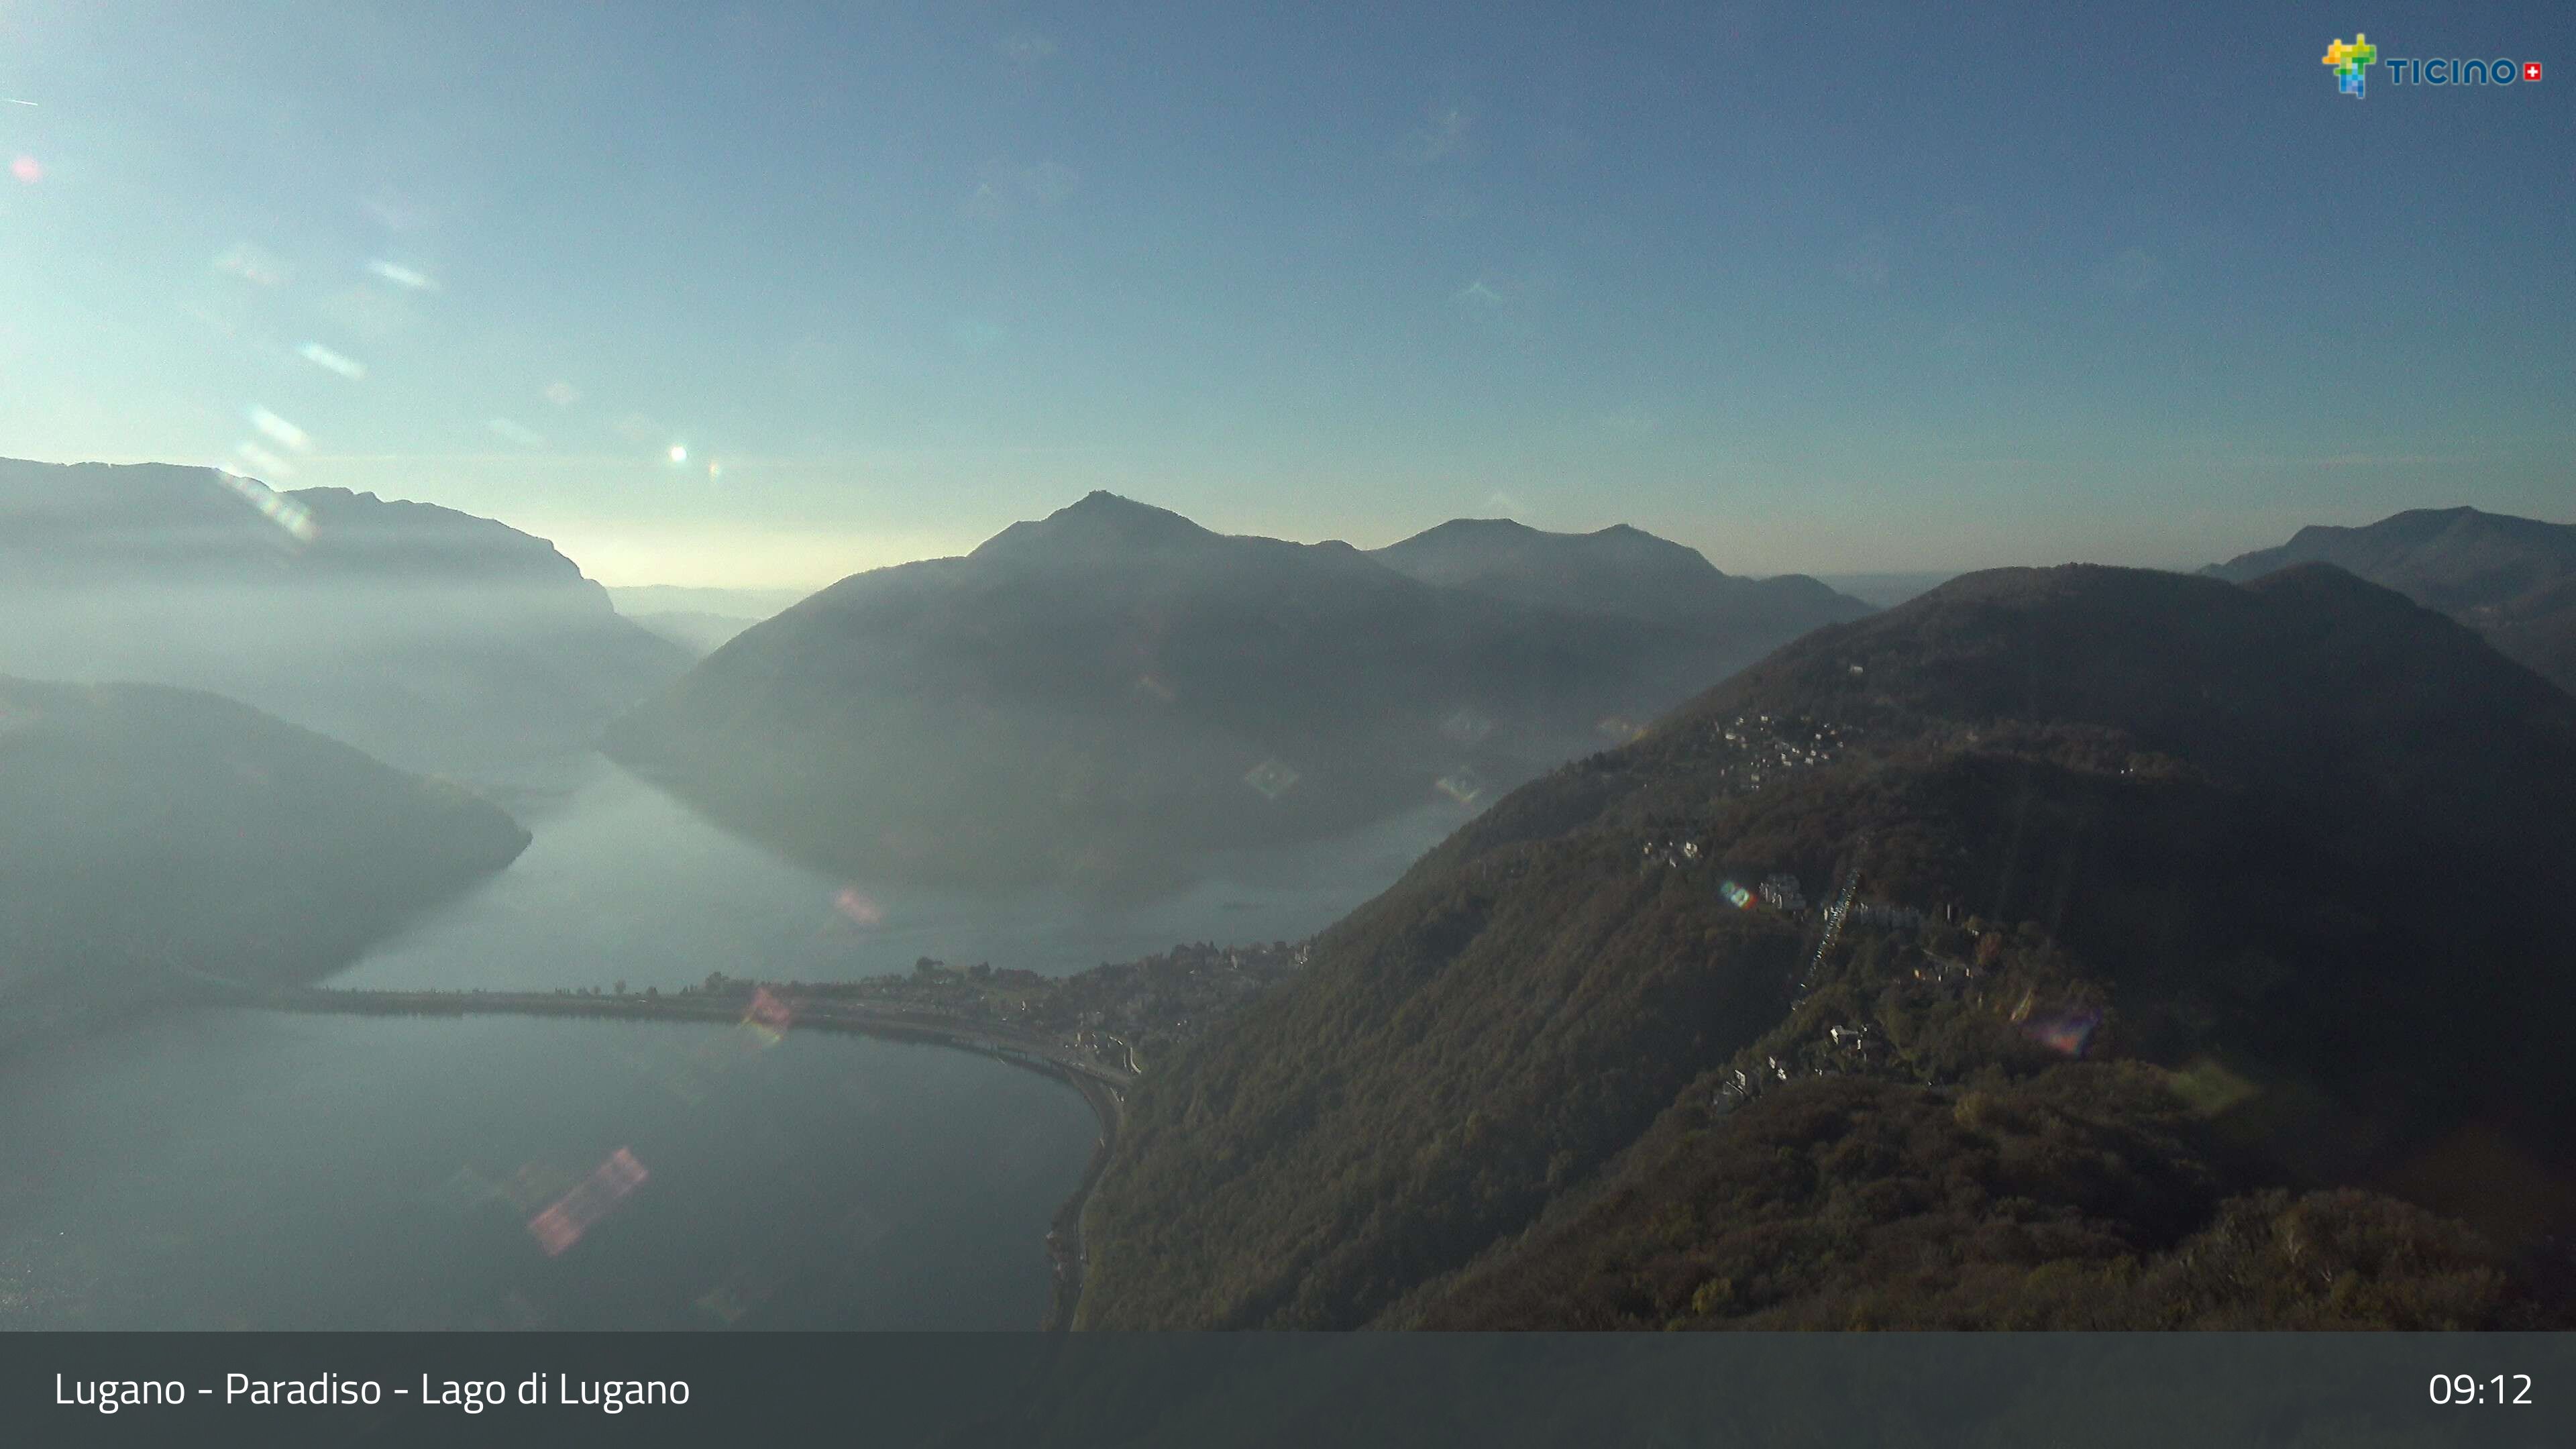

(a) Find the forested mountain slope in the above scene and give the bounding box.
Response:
[1079,564,2576,1329]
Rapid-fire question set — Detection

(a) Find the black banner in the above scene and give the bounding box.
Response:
[7,1332,2571,1447]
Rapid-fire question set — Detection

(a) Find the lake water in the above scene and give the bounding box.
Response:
[0,757,1461,1329]
[341,758,1462,993]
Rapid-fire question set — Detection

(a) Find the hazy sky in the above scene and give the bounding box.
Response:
[1,2,2568,587]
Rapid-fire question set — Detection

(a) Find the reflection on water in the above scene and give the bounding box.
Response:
[0,755,1454,1328]
[0,1013,1095,1329]
[339,756,1464,991]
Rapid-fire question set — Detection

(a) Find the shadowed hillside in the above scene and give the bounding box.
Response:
[607,586,810,657]
[2210,506,2576,694]
[0,458,689,774]
[0,677,531,1059]
[1077,564,2576,1330]
[604,494,1870,896]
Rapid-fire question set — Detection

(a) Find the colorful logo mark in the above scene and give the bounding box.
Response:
[2323,34,2378,97]
[2325,36,2543,95]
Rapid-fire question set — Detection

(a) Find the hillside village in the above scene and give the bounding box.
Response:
[1626,735,2110,1121]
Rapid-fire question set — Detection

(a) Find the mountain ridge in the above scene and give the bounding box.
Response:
[605,496,1871,896]
[0,456,690,773]
[2208,506,2576,694]
[1370,514,1869,628]
[0,674,531,1060]
[1075,561,2576,1330]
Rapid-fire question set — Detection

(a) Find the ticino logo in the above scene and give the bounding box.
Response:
[2324,34,2541,98]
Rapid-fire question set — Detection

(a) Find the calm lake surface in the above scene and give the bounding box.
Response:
[0,757,1461,1329]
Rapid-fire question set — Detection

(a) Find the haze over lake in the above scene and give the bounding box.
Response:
[0,756,1458,1329]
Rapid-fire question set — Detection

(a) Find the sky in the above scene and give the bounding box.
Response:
[1,1,2569,588]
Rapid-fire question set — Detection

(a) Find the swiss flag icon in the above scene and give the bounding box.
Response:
[2522,62,2542,82]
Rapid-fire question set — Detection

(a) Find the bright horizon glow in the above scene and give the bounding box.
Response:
[2,1,2568,589]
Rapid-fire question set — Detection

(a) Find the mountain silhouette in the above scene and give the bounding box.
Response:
[0,458,688,773]
[2208,506,2576,694]
[603,495,1868,896]
[0,676,529,1059]
[1371,516,1867,630]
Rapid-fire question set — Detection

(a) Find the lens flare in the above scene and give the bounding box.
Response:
[246,406,311,452]
[365,259,437,290]
[297,342,366,379]
[1434,769,1485,806]
[2021,1006,2102,1058]
[1243,759,1299,799]
[1440,708,1494,746]
[215,468,318,542]
[526,1148,648,1257]
[741,985,788,1031]
[213,243,288,286]
[233,441,294,479]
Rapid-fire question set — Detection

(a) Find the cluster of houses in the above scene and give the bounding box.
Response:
[1642,837,1704,868]
[1845,901,1927,932]
[1712,1015,1907,1111]
[1697,712,1850,794]
[1756,873,1807,912]
[1638,849,1929,944]
[1019,939,1310,1071]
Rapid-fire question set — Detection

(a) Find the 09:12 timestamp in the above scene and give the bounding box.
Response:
[2429,1375,2532,1405]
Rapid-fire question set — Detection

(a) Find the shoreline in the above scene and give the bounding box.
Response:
[1040,1069,1126,1332]
[193,979,1136,1330]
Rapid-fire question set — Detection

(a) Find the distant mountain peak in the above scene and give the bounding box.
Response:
[1401,515,1668,546]
[2207,506,2576,694]
[971,492,1219,562]
[1371,515,1872,627]
[1058,490,1205,531]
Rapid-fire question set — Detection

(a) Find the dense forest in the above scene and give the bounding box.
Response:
[1077,564,2576,1329]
